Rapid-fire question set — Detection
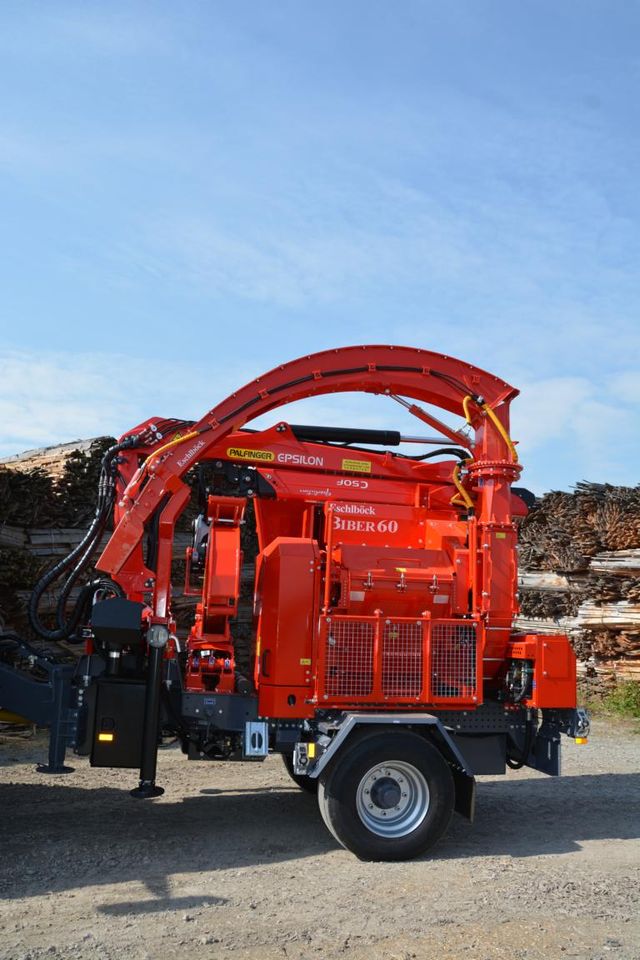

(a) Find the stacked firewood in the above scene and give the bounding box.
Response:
[0,437,115,529]
[518,589,582,620]
[589,576,640,605]
[582,628,640,660]
[518,482,640,572]
[517,482,640,667]
[0,439,115,629]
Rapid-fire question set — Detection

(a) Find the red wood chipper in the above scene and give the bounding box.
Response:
[0,345,588,860]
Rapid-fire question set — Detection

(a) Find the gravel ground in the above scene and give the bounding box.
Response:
[0,718,638,960]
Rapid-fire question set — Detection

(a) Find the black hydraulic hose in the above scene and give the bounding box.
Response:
[54,512,110,630]
[28,437,138,641]
[397,447,470,462]
[28,512,106,639]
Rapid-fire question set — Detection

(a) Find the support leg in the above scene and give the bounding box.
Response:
[131,626,167,798]
[36,666,75,774]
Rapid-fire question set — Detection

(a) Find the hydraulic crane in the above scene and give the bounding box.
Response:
[0,345,588,861]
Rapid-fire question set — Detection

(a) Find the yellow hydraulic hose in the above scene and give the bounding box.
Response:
[462,395,519,463]
[134,430,200,488]
[145,430,200,466]
[451,462,474,510]
[481,403,519,463]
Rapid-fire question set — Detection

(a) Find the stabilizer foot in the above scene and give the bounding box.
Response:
[130,780,164,799]
[36,764,75,774]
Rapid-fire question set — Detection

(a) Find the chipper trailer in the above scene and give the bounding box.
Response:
[0,345,588,860]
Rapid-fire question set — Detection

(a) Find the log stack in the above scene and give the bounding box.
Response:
[518,482,640,571]
[516,482,640,685]
[0,438,116,630]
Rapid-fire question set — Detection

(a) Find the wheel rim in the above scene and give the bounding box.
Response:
[355,760,430,838]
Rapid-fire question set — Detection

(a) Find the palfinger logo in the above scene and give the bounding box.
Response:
[227,447,276,462]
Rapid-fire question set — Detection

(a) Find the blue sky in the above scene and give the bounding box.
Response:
[0,1,638,493]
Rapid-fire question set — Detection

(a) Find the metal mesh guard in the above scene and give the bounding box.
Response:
[382,620,423,698]
[324,620,374,697]
[431,622,477,699]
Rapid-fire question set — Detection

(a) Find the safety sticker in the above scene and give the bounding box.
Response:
[227,447,275,462]
[341,458,372,474]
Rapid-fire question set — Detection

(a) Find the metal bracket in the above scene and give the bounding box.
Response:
[294,712,474,779]
[244,720,269,758]
[0,638,77,773]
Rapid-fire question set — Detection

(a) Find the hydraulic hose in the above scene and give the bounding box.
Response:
[462,394,519,463]
[399,447,470,462]
[506,716,536,770]
[54,511,110,630]
[451,462,474,510]
[28,437,138,641]
[482,403,519,463]
[131,429,199,493]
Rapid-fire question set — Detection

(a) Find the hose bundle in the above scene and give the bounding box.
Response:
[27,437,137,640]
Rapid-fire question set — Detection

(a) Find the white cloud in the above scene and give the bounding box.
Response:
[511,377,593,452]
[134,189,481,309]
[610,371,640,404]
[512,374,638,491]
[0,350,248,456]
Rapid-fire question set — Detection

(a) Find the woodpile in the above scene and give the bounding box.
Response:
[518,589,581,620]
[590,576,640,605]
[590,549,640,574]
[0,437,115,528]
[518,482,640,571]
[582,628,640,660]
[0,438,115,629]
[516,482,640,682]
[0,438,100,480]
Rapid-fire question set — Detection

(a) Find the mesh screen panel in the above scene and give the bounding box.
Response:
[382,621,423,698]
[431,622,477,699]
[324,619,374,697]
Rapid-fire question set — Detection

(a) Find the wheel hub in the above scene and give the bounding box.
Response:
[370,776,402,809]
[356,761,430,838]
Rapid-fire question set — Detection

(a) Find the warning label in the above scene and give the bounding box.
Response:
[227,447,275,462]
[341,458,372,474]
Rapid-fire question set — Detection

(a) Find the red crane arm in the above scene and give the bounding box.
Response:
[97,345,519,619]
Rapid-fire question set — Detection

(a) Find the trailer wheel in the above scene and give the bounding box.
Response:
[318,731,454,861]
[281,753,318,794]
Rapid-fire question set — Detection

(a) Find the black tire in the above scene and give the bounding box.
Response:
[318,730,454,861]
[281,753,318,794]
[317,777,342,845]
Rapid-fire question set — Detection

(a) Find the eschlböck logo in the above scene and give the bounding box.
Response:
[333,503,376,516]
[177,439,206,468]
